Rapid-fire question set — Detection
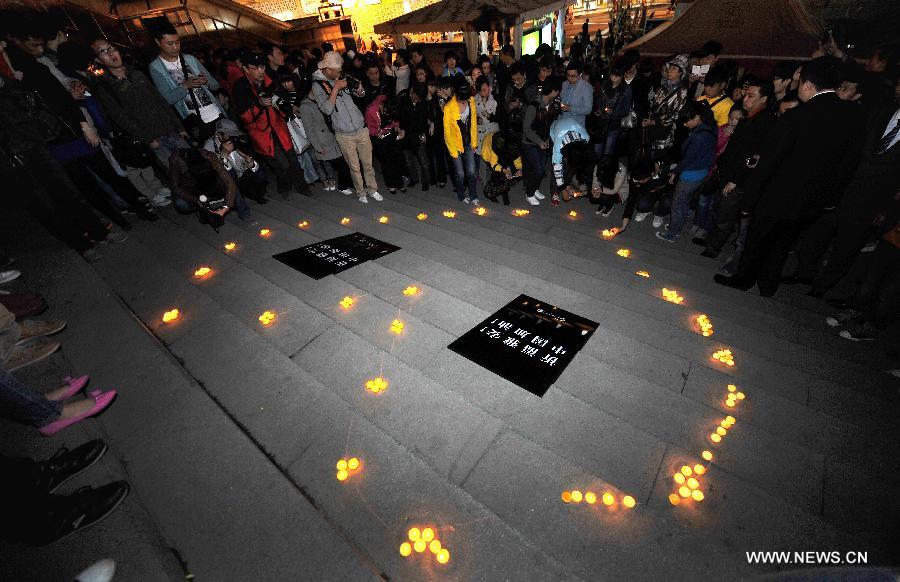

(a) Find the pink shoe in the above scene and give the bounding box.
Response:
[57,375,90,401]
[39,390,117,437]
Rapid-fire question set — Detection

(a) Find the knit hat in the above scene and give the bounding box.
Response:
[318,51,343,70]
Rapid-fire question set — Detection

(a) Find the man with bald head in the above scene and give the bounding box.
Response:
[89,38,189,172]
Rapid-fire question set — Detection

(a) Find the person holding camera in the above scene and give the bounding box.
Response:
[168,147,248,229]
[232,52,308,200]
[205,130,268,206]
[312,51,382,204]
[521,78,562,205]
[147,23,225,145]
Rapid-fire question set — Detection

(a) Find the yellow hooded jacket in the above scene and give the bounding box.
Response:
[443,96,478,159]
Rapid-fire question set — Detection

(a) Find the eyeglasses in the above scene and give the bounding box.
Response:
[96,46,119,57]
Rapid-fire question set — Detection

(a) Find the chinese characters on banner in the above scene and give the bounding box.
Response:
[272,233,400,279]
[448,295,598,396]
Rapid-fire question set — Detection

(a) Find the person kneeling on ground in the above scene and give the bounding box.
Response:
[613,159,669,235]
[205,131,268,207]
[481,130,523,205]
[592,156,629,218]
[169,148,248,229]
[549,115,593,206]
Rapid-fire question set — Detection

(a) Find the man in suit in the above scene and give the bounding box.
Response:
[714,57,865,297]
[806,95,900,297]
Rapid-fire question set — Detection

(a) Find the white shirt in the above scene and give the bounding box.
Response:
[160,57,219,123]
[880,109,900,151]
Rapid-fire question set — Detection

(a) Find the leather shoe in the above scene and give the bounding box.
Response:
[39,439,108,493]
[691,237,706,247]
[714,273,752,290]
[806,288,825,298]
[700,249,719,258]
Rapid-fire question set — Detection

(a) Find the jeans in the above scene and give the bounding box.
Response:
[594,129,620,158]
[665,177,704,237]
[0,304,20,365]
[298,150,319,184]
[334,127,379,196]
[0,368,62,428]
[522,144,548,197]
[450,144,478,201]
[403,142,431,187]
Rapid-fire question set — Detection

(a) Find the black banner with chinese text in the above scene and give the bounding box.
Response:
[448,295,598,397]
[273,232,400,279]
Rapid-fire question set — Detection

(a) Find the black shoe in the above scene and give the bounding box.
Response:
[438,182,446,188]
[0,254,12,269]
[39,440,108,494]
[407,180,418,189]
[138,211,159,222]
[806,288,825,298]
[700,249,719,258]
[714,273,752,290]
[400,187,407,193]
[422,185,429,192]
[781,275,813,285]
[692,237,706,246]
[826,297,849,308]
[36,481,130,546]
[256,197,270,205]
[278,189,293,201]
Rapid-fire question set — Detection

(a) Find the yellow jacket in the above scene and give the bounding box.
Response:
[480,133,523,172]
[443,96,478,158]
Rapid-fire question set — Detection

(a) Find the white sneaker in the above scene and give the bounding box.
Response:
[470,198,481,206]
[462,198,472,204]
[601,207,614,217]
[151,194,172,207]
[75,559,116,582]
[652,215,664,228]
[0,269,21,284]
[157,187,172,198]
[634,212,650,222]
[370,192,384,202]
[358,196,368,204]
[340,189,354,196]
[525,195,540,206]
[533,190,546,200]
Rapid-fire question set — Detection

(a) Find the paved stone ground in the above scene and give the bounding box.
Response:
[1,173,898,581]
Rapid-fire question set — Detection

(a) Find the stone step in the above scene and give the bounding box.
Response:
[137,206,896,538]
[251,192,897,435]
[95,217,890,573]
[405,185,889,373]
[86,221,576,580]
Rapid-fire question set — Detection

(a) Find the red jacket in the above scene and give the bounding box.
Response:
[234,72,293,158]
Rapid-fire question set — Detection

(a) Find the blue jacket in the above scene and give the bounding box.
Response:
[148,53,226,120]
[675,121,717,181]
[441,65,465,77]
[550,117,590,187]
[560,79,593,126]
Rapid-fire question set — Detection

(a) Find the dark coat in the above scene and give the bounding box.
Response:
[398,93,428,147]
[742,92,865,220]
[837,107,900,222]
[717,108,776,185]
[232,73,293,158]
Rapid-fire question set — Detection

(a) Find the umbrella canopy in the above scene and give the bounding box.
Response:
[623,0,821,60]
[374,0,566,35]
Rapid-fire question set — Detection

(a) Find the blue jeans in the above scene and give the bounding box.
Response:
[450,144,478,201]
[665,177,704,237]
[0,368,62,428]
[593,129,620,158]
[694,192,714,233]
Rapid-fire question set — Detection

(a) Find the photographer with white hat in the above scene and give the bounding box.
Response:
[311,51,382,203]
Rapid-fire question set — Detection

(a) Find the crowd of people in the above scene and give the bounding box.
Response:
[0,11,897,329]
[0,7,898,574]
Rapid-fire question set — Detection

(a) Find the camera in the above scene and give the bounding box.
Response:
[339,75,362,92]
[197,193,226,232]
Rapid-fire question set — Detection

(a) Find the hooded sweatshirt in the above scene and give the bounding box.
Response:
[311,69,366,135]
